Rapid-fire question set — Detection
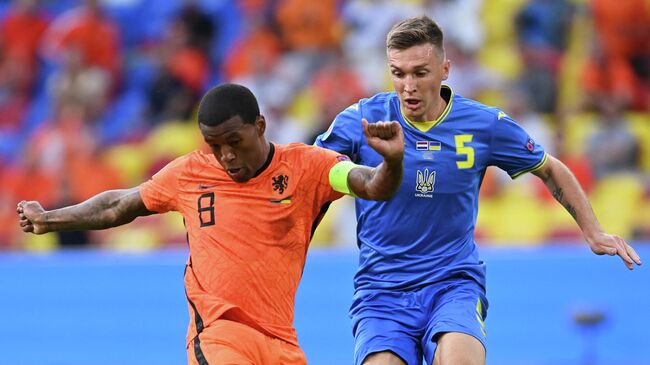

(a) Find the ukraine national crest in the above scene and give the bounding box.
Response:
[415,169,435,198]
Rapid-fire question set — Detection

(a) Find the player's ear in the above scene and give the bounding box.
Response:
[442,58,450,81]
[256,115,266,136]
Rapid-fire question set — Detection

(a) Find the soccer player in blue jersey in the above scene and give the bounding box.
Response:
[315,16,642,365]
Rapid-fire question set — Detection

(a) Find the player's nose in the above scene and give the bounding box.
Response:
[219,146,236,163]
[404,77,416,93]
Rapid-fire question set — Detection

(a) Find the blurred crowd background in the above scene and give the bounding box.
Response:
[0,0,648,251]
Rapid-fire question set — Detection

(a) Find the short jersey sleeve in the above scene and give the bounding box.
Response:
[489,112,547,179]
[139,155,188,213]
[314,103,364,162]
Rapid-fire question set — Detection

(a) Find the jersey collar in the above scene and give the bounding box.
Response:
[252,142,275,178]
[401,85,454,133]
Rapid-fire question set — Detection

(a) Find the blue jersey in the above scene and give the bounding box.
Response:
[315,87,547,291]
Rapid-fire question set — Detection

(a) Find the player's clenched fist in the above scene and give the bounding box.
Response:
[17,200,48,235]
[362,118,404,163]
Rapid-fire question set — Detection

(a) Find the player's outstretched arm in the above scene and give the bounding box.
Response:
[347,119,404,200]
[532,155,642,270]
[17,187,155,235]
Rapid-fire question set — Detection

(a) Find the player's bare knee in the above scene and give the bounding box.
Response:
[433,355,484,365]
[362,351,407,365]
[433,333,485,365]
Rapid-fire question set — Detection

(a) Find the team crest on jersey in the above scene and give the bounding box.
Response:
[415,169,435,198]
[272,174,289,194]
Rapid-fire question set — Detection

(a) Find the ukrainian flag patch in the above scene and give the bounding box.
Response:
[416,141,442,151]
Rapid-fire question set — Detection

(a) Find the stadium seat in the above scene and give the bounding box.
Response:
[286,88,320,131]
[627,113,650,173]
[478,183,550,244]
[546,202,583,241]
[478,44,523,80]
[476,196,500,243]
[96,89,147,146]
[589,174,645,239]
[311,196,357,247]
[22,89,53,139]
[479,0,526,80]
[481,0,527,44]
[22,232,59,252]
[102,143,151,186]
[159,212,188,245]
[124,58,156,92]
[206,0,242,69]
[144,120,202,162]
[562,112,597,158]
[98,219,162,251]
[633,198,650,240]
[42,0,80,17]
[0,2,9,19]
[103,0,148,48]
[0,132,24,164]
[556,1,590,111]
[134,0,181,43]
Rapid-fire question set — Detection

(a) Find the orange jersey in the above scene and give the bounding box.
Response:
[139,143,345,346]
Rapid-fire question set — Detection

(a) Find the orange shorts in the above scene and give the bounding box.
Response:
[187,319,307,365]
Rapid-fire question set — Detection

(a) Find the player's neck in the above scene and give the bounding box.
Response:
[427,95,447,121]
[252,142,274,178]
[423,87,452,122]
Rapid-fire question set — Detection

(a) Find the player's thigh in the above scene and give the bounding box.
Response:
[187,319,274,365]
[354,315,422,365]
[431,332,485,365]
[363,350,408,365]
[422,279,488,364]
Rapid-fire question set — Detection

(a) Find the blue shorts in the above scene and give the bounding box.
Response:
[350,278,488,365]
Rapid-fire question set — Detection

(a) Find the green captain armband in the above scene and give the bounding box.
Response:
[328,160,358,196]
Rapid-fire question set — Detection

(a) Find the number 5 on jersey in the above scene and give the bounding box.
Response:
[455,134,474,169]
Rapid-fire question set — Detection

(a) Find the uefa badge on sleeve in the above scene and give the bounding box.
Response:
[526,138,535,153]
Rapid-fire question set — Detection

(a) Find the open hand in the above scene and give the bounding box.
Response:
[17,200,48,235]
[587,231,642,270]
[362,118,404,164]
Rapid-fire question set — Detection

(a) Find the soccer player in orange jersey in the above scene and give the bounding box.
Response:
[17,83,405,365]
